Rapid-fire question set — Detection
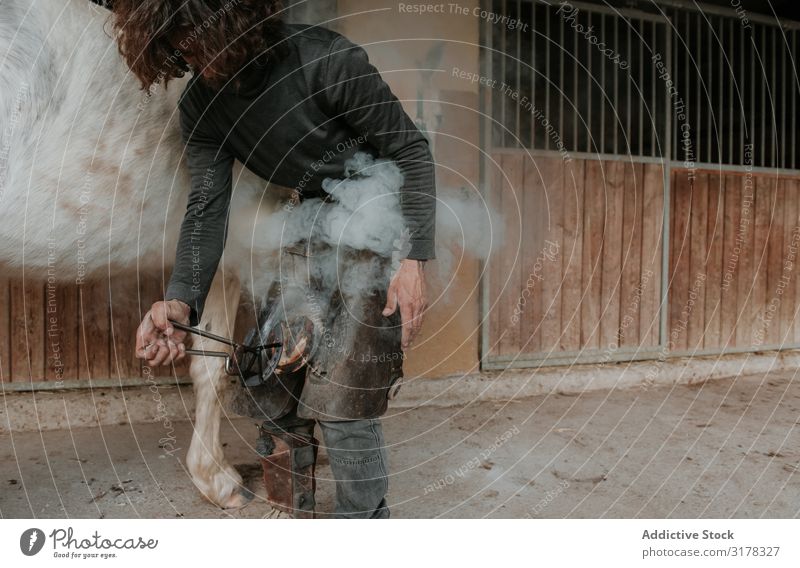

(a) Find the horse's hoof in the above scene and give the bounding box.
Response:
[221,487,255,510]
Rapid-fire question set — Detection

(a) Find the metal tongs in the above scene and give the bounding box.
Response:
[168,319,284,388]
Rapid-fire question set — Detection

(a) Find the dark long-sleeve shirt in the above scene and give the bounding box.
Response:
[164,23,436,325]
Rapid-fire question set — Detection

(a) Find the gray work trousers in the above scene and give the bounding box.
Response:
[317,418,390,519]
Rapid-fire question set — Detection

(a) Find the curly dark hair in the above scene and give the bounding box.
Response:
[110,0,286,91]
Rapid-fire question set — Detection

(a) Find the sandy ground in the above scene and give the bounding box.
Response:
[2,371,799,519]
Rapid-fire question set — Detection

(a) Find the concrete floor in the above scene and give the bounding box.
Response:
[2,370,800,518]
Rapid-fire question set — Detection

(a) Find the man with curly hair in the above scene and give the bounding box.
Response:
[103,0,435,519]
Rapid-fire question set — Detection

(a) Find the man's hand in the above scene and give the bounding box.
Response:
[135,299,191,366]
[382,259,428,348]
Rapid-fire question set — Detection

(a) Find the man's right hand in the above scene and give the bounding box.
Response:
[135,299,191,366]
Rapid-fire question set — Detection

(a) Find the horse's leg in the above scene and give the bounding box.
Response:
[185,269,250,509]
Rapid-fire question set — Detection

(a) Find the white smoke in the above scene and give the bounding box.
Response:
[228,151,504,311]
[433,185,505,290]
[230,152,405,302]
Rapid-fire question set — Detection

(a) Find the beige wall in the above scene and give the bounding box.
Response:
[338,1,484,378]
[337,1,481,96]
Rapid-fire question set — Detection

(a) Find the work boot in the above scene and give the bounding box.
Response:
[256,419,318,519]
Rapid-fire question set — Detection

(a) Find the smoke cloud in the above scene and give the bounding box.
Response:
[228,151,504,315]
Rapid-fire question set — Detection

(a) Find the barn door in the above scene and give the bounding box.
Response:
[481,0,671,368]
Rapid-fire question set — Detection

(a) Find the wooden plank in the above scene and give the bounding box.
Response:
[668,170,692,352]
[792,180,800,344]
[719,174,742,350]
[44,284,79,382]
[765,177,784,346]
[687,172,708,350]
[499,153,524,356]
[640,163,663,347]
[520,155,542,355]
[581,159,605,350]
[538,157,563,354]
[750,175,772,346]
[619,161,643,348]
[488,153,505,358]
[109,273,143,380]
[735,172,756,347]
[78,280,111,380]
[560,159,585,352]
[529,158,547,355]
[488,153,500,357]
[599,160,624,349]
[703,172,724,350]
[0,279,9,382]
[779,179,797,345]
[10,279,45,382]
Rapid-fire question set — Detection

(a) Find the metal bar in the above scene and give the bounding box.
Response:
[559,6,564,151]
[515,0,522,147]
[750,24,756,165]
[586,10,592,153]
[761,26,766,166]
[653,19,657,157]
[185,349,230,358]
[706,16,712,164]
[169,319,240,349]
[639,18,644,157]
[668,161,800,177]
[600,14,605,154]
[613,14,619,155]
[550,0,667,22]
[741,17,745,164]
[545,3,551,151]
[728,18,733,164]
[685,13,691,162]
[667,344,800,358]
[777,27,783,169]
[717,16,723,164]
[531,0,536,146]
[491,148,668,164]
[574,14,579,152]
[482,342,800,369]
[660,18,672,353]
[501,0,507,147]
[770,25,776,168]
[793,31,797,170]
[627,17,631,155]
[780,27,786,169]
[696,12,702,163]
[478,0,492,369]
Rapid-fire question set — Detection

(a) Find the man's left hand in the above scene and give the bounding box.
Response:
[382,259,428,348]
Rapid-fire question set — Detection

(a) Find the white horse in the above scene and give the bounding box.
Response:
[0,0,287,508]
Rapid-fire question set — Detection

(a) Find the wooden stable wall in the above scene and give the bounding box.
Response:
[5,160,800,381]
[669,169,800,353]
[486,153,664,365]
[0,274,187,385]
[485,152,800,367]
